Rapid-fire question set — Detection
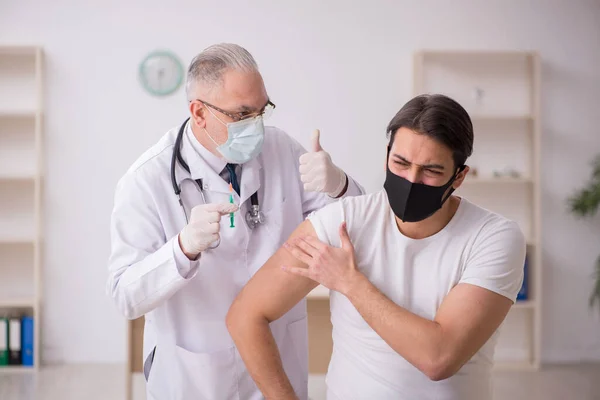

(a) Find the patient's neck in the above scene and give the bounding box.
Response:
[395,196,460,240]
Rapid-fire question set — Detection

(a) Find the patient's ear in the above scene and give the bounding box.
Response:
[452,165,470,189]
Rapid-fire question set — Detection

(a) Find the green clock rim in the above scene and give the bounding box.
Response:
[139,50,185,97]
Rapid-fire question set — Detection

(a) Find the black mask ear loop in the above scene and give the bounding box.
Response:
[440,165,467,205]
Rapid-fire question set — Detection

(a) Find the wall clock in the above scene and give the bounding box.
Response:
[138,50,184,97]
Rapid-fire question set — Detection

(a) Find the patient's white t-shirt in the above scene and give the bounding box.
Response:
[307,189,526,400]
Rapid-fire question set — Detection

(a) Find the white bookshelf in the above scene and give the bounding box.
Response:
[413,50,542,370]
[0,45,44,372]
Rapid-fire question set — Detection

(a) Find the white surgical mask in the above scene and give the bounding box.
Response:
[204,107,265,164]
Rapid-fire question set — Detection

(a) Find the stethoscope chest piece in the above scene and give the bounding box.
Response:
[245,204,265,230]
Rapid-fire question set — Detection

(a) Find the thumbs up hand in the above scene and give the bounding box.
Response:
[299,129,348,197]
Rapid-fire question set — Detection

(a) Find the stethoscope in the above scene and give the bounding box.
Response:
[170,118,265,247]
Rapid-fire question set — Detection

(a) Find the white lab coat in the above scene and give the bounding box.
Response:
[107,120,364,400]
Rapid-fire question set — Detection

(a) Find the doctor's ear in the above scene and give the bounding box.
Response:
[189,100,208,128]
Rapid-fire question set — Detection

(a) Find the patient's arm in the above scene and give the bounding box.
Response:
[226,220,319,400]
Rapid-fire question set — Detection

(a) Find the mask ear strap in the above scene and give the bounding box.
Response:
[204,104,228,126]
[441,187,454,206]
[441,165,466,204]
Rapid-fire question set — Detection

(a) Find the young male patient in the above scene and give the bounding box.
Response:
[226,94,526,400]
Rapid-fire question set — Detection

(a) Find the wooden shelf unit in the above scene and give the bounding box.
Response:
[414,49,542,370]
[0,45,44,373]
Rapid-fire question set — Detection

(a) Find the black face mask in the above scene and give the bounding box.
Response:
[383,153,464,223]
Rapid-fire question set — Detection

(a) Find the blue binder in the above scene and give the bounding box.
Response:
[517,255,528,301]
[21,316,34,367]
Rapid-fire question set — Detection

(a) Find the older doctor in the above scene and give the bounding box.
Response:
[106,43,364,400]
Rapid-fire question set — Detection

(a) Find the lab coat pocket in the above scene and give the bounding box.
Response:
[174,345,239,400]
[143,347,156,382]
[282,316,309,400]
[146,347,171,400]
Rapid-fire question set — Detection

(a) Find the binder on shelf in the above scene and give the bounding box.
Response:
[21,316,33,366]
[0,318,7,366]
[8,318,21,365]
[517,255,529,301]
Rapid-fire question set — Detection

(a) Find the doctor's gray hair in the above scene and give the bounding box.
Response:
[186,43,259,100]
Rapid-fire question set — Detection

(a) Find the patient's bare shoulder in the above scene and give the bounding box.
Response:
[228,219,320,322]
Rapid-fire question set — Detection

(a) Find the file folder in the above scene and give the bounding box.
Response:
[0,318,7,366]
[517,255,529,301]
[8,318,21,365]
[21,316,34,367]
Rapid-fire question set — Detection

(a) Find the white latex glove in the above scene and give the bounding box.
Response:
[299,129,347,197]
[178,202,239,259]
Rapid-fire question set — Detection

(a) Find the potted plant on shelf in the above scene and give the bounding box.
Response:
[567,154,600,311]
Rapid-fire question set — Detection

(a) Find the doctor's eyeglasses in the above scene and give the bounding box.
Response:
[196,99,276,122]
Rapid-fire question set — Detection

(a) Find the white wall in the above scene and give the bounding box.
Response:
[1,0,599,364]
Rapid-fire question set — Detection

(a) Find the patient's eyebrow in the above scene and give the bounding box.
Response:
[393,154,445,170]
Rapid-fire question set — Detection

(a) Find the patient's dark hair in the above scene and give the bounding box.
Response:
[386,94,474,168]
